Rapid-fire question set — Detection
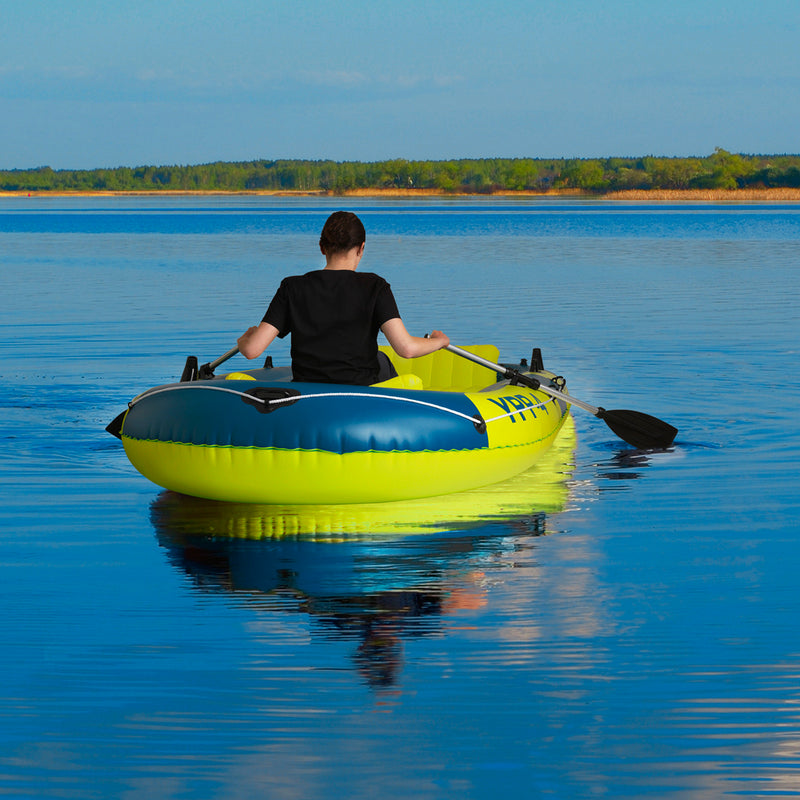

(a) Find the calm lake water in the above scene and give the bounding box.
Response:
[1,196,799,799]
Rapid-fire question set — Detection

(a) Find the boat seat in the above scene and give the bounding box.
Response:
[371,373,425,390]
[378,345,500,392]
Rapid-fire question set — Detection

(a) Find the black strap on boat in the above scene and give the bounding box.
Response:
[241,387,302,413]
[472,415,487,434]
[507,369,541,390]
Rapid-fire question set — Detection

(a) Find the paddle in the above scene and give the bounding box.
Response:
[181,346,241,381]
[199,346,240,379]
[445,344,678,450]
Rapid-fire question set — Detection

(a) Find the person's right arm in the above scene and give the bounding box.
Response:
[380,318,449,359]
[237,321,280,359]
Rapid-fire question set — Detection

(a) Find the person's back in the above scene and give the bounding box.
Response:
[237,210,449,384]
[266,269,397,385]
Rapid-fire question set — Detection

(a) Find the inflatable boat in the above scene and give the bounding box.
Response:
[108,344,572,504]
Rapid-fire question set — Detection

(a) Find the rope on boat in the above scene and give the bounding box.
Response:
[266,390,556,423]
[128,383,557,429]
[129,384,256,406]
[265,390,486,426]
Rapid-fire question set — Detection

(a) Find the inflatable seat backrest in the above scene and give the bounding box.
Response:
[371,373,425,390]
[378,345,500,391]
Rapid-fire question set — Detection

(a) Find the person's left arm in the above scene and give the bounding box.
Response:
[380,318,449,359]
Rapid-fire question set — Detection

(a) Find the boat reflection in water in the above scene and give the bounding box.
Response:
[152,417,575,688]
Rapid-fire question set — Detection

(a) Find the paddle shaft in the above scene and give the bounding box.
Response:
[445,344,599,415]
[206,346,240,372]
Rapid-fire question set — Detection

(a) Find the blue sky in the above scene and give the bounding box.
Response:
[2,0,798,169]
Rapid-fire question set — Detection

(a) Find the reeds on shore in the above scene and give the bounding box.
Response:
[4,187,800,202]
[602,188,800,202]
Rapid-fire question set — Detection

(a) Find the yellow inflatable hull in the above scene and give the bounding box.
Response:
[151,415,576,540]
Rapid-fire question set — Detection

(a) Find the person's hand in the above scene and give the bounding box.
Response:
[428,330,450,349]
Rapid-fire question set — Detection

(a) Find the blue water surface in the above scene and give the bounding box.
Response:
[1,195,799,799]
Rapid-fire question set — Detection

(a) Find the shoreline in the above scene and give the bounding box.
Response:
[3,187,800,202]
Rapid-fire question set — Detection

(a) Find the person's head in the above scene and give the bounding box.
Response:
[319,211,366,256]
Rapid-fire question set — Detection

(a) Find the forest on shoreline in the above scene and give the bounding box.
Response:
[2,149,800,196]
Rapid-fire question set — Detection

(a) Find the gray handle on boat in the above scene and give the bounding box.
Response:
[445,344,598,415]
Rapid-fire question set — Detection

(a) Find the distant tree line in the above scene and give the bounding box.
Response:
[2,149,800,194]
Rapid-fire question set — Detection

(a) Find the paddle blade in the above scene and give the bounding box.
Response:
[597,408,678,450]
[106,410,127,440]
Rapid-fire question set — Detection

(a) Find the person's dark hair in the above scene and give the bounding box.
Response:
[319,211,366,255]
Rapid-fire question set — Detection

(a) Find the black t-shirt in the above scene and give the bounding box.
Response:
[262,270,400,385]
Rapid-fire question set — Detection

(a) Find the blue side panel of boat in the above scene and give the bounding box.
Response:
[122,381,489,455]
